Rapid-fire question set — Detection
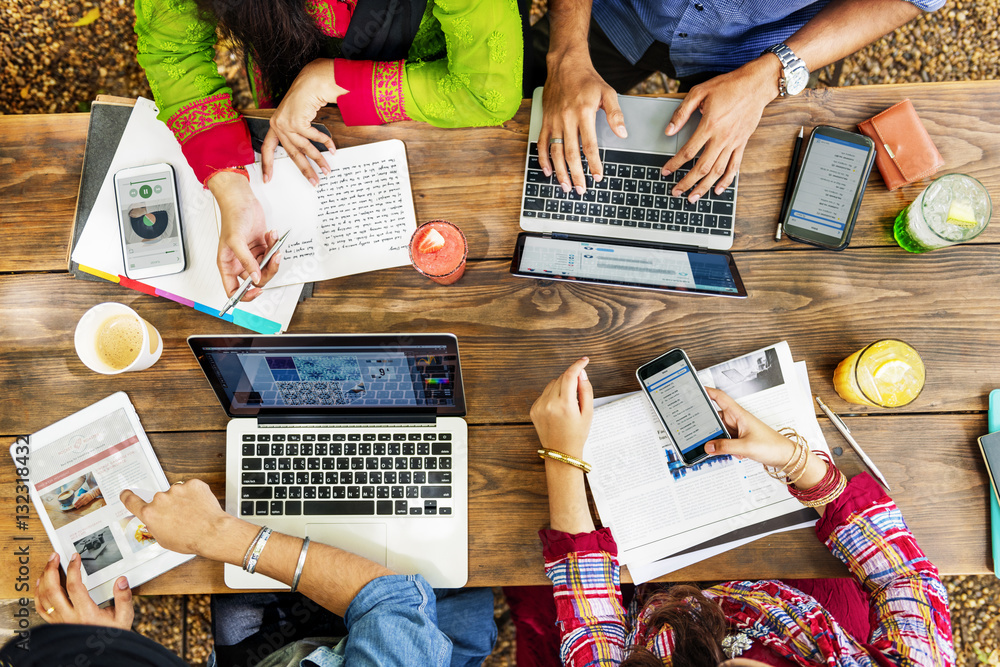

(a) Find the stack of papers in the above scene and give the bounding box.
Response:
[583,341,829,583]
[71,98,418,333]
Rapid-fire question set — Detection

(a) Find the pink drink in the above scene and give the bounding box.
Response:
[408,220,468,285]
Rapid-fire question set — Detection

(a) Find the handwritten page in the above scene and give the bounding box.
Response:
[70,98,303,331]
[246,139,416,288]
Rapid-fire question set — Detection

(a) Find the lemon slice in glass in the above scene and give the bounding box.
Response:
[871,359,917,407]
[946,200,979,228]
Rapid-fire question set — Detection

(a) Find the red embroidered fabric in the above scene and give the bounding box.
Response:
[304,0,355,38]
[335,58,410,126]
[180,119,254,185]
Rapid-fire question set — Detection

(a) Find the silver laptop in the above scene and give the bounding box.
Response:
[189,334,468,589]
[520,87,738,251]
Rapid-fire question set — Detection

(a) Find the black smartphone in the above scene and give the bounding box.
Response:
[782,125,876,251]
[978,431,1000,507]
[636,348,730,466]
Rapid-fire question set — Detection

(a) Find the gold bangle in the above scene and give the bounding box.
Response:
[538,448,592,473]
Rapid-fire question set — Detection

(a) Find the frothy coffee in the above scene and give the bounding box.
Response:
[95,314,144,370]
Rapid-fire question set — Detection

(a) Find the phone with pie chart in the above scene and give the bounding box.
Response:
[114,163,186,279]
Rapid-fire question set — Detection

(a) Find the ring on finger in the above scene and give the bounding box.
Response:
[549,137,564,145]
[45,606,55,615]
[173,480,184,485]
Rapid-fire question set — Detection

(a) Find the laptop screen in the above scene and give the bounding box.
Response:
[188,334,465,418]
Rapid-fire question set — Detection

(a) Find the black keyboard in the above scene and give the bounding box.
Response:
[521,143,736,238]
[238,431,454,518]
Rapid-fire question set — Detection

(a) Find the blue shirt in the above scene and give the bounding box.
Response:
[591,0,945,78]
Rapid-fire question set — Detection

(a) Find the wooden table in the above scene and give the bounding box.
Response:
[2,82,998,596]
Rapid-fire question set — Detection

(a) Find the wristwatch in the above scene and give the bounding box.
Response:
[764,43,809,97]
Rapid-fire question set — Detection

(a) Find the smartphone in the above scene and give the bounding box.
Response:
[782,125,876,251]
[636,348,730,466]
[978,431,1000,507]
[114,163,186,279]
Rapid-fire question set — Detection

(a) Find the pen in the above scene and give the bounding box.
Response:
[814,395,891,491]
[775,126,804,241]
[218,230,291,317]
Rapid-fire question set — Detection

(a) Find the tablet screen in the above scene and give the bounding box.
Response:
[513,235,744,296]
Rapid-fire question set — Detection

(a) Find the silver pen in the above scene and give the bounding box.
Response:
[815,395,891,491]
[219,230,291,317]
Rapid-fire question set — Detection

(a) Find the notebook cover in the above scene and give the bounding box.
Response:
[988,390,1000,578]
[69,97,321,301]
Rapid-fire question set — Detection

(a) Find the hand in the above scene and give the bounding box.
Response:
[120,480,235,561]
[538,57,626,195]
[530,357,594,459]
[72,488,101,509]
[702,387,799,468]
[662,57,781,202]
[35,552,133,629]
[208,172,282,301]
[262,58,343,186]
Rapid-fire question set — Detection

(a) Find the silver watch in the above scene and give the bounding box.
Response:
[764,43,809,96]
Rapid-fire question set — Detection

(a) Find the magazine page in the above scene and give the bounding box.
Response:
[583,342,829,577]
[30,407,168,589]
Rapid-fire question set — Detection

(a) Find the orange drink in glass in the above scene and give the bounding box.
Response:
[833,339,925,408]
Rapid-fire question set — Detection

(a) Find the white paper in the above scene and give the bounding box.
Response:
[584,342,830,582]
[245,139,416,288]
[71,98,302,331]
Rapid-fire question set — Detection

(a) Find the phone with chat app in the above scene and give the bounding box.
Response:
[114,163,186,279]
[636,348,730,466]
[978,431,1000,507]
[782,125,876,251]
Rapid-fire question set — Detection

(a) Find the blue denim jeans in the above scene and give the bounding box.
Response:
[211,577,496,667]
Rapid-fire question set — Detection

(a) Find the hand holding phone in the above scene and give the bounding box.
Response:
[782,126,876,251]
[636,348,730,466]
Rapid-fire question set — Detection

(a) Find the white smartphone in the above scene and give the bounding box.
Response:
[113,163,186,279]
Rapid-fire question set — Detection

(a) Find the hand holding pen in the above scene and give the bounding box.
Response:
[219,230,291,317]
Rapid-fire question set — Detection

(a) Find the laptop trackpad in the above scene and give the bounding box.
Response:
[305,523,388,566]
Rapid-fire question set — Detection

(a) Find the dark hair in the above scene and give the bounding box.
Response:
[195,0,328,102]
[619,585,728,667]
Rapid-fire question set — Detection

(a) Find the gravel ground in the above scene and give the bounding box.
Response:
[4,0,1000,665]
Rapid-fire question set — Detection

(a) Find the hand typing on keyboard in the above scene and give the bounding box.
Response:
[662,59,781,203]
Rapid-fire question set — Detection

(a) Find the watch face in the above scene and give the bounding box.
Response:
[785,67,810,95]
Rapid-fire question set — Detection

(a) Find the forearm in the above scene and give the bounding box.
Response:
[546,0,593,61]
[208,517,394,617]
[785,0,924,71]
[546,461,596,534]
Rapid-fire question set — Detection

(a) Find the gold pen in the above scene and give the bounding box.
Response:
[815,395,891,491]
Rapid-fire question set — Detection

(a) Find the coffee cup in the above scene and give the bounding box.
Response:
[58,490,75,509]
[74,303,163,375]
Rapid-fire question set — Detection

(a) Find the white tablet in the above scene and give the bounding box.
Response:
[10,392,193,604]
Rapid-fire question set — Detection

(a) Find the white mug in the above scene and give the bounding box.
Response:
[74,303,163,375]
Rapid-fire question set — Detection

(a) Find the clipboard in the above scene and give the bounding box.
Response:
[987,390,1000,578]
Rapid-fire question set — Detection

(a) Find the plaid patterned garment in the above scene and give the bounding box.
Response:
[542,474,955,666]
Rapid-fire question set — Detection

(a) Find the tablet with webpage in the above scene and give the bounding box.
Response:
[10,392,193,604]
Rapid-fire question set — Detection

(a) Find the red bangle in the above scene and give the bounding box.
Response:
[789,451,846,506]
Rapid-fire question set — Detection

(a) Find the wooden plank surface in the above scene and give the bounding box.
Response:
[3,244,1000,437]
[1,82,999,273]
[0,414,990,596]
[1,80,999,594]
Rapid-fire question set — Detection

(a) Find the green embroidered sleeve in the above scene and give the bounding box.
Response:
[134,0,238,137]
[402,0,523,128]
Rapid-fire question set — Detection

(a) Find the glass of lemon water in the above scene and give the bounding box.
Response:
[833,340,925,408]
[894,174,991,253]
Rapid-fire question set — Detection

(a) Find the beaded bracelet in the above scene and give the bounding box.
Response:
[789,451,847,507]
[244,526,272,574]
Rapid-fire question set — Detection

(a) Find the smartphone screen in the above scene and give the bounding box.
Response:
[979,431,1000,505]
[783,126,875,250]
[638,350,728,465]
[115,165,184,278]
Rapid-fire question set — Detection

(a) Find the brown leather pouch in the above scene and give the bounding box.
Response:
[857,99,944,191]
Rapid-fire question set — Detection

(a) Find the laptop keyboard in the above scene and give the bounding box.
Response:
[239,431,454,518]
[522,143,735,238]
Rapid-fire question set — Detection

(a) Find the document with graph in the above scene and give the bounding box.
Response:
[583,341,829,582]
